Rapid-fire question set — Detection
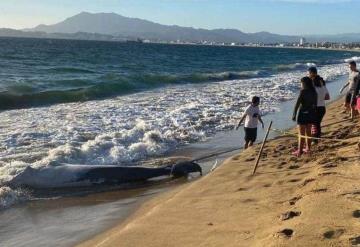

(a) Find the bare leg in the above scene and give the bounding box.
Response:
[298,125,306,153]
[249,141,254,147]
[244,141,250,149]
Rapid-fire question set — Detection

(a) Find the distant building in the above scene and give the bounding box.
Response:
[300,37,306,46]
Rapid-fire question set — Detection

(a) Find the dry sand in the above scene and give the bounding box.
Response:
[79,99,360,247]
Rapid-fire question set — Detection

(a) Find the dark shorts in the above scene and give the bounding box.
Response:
[345,92,357,106]
[297,109,316,125]
[315,106,326,124]
[244,127,257,142]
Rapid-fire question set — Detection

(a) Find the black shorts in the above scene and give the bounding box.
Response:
[244,127,257,142]
[297,109,316,125]
[345,92,357,106]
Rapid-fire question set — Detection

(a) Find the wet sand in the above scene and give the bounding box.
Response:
[79,98,360,247]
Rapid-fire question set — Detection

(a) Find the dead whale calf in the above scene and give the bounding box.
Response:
[8,161,202,189]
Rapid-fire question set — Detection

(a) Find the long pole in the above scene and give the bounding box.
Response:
[253,121,273,175]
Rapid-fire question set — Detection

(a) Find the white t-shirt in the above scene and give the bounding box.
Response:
[315,86,329,107]
[243,105,261,128]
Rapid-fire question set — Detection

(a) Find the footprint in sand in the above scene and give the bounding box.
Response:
[312,188,327,193]
[350,236,360,245]
[279,211,301,221]
[323,229,345,239]
[318,172,337,177]
[296,171,310,175]
[322,163,337,169]
[352,210,360,218]
[277,229,294,238]
[302,178,316,187]
[242,198,256,203]
[289,165,300,170]
[289,196,302,206]
[288,179,301,183]
[236,187,248,192]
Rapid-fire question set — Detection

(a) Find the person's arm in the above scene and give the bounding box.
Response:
[235,114,246,130]
[324,86,330,100]
[258,115,264,129]
[356,75,360,96]
[292,92,302,121]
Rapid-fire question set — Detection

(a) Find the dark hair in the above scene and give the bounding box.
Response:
[251,96,260,104]
[313,76,325,88]
[301,77,315,91]
[308,66,317,74]
[349,61,357,67]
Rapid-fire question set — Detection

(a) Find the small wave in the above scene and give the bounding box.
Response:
[0,187,29,210]
[0,70,271,110]
[275,62,317,72]
[46,67,96,74]
[0,81,136,110]
[344,56,360,63]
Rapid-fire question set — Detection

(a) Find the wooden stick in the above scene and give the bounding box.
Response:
[253,121,273,175]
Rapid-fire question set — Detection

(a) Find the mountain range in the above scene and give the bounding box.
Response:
[0,12,359,44]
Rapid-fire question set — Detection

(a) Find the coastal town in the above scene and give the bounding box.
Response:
[140,37,360,51]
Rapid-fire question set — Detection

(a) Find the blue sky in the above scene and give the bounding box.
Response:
[0,0,359,35]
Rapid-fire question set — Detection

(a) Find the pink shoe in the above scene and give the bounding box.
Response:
[302,148,311,155]
[292,150,302,157]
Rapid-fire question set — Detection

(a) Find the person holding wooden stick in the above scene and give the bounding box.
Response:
[292,77,317,157]
[236,96,264,149]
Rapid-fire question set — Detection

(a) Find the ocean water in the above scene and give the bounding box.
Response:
[0,37,359,208]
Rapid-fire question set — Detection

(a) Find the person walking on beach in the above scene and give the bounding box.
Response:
[340,61,360,119]
[292,77,317,156]
[308,67,330,141]
[235,96,264,149]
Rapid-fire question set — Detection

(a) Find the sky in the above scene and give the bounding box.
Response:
[0,0,359,35]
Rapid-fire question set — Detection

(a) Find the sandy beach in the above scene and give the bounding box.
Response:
[78,98,360,247]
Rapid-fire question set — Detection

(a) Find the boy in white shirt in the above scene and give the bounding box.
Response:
[236,96,264,149]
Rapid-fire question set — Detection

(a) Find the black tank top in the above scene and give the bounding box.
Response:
[299,89,317,112]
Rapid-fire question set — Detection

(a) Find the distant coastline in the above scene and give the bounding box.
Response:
[1,34,360,55]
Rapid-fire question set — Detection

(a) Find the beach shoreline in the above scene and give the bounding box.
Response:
[0,73,350,247]
[78,97,360,247]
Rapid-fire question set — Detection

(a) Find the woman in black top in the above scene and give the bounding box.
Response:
[292,77,318,157]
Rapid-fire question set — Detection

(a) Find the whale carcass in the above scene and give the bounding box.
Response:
[8,161,203,189]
